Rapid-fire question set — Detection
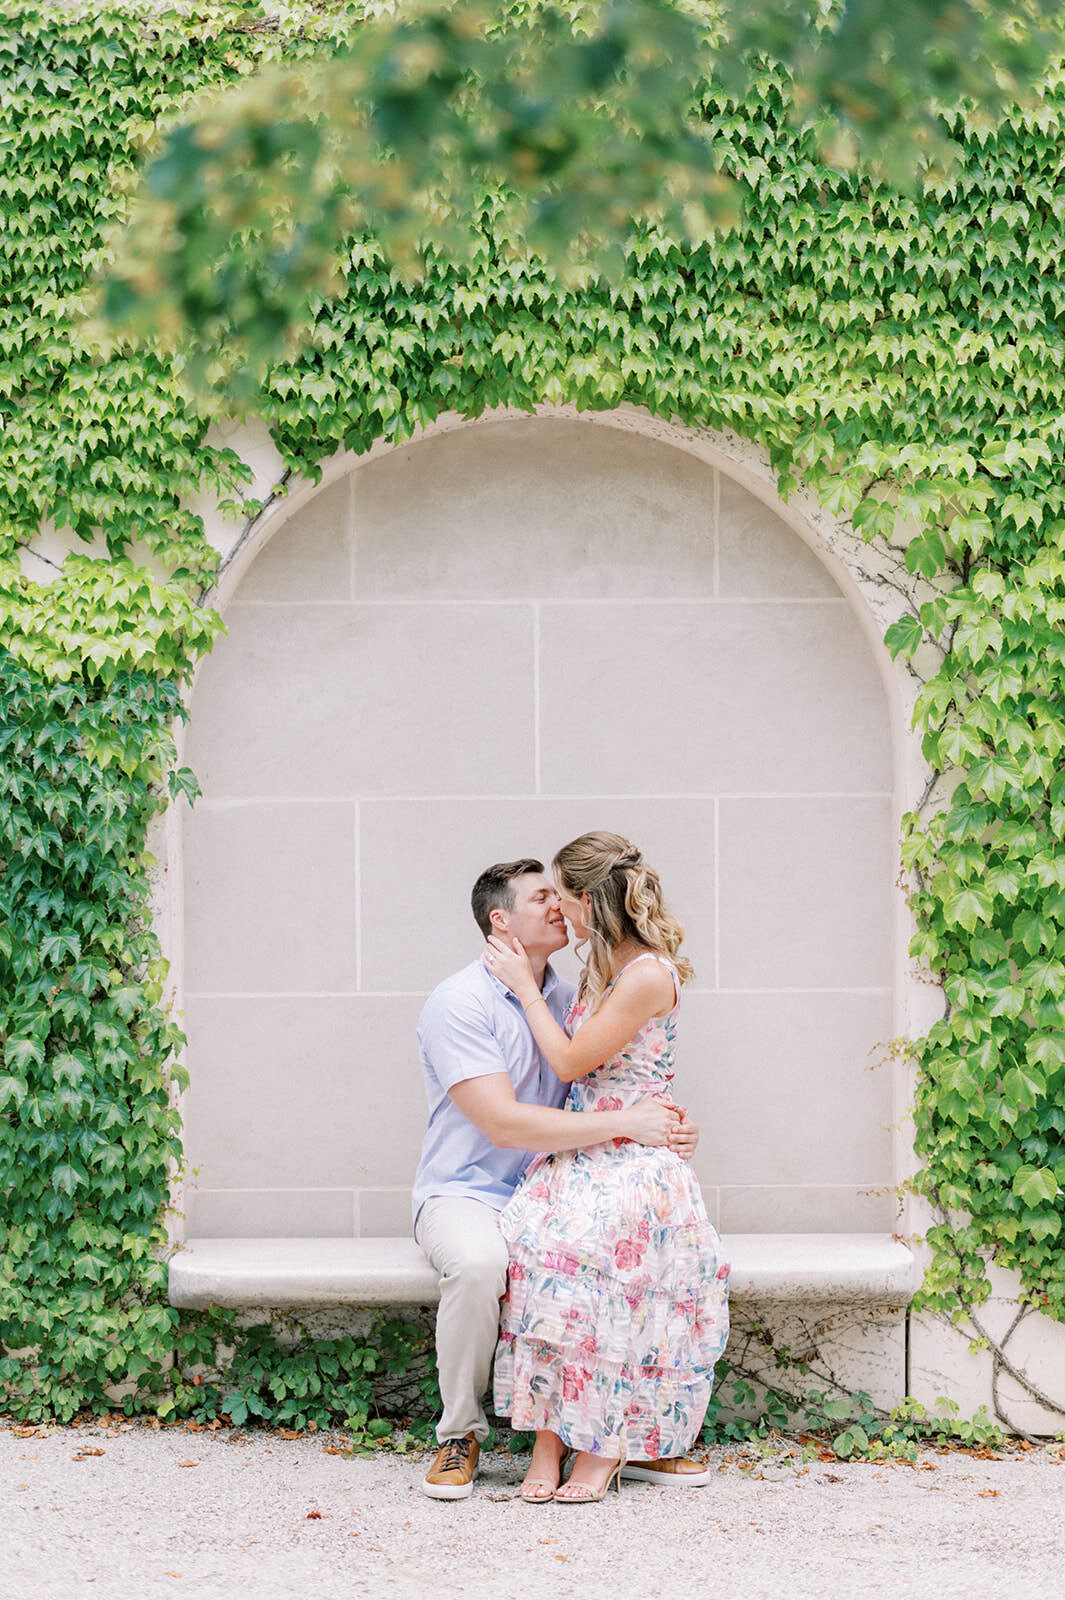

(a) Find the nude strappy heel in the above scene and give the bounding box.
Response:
[519,1447,572,1503]
[553,1457,624,1503]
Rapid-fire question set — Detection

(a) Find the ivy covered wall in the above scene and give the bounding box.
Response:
[2,1,1065,1428]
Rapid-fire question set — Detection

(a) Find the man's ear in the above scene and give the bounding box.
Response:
[488,907,508,935]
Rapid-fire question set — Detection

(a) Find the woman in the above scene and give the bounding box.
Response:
[484,831,729,1504]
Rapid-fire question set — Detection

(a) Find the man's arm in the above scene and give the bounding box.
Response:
[448,1073,678,1153]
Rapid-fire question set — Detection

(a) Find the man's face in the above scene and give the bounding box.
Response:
[492,872,568,958]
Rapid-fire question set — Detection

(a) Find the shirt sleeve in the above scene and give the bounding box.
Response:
[419,988,510,1094]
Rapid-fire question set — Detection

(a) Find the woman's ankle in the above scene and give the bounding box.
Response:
[568,1450,618,1482]
[531,1430,566,1460]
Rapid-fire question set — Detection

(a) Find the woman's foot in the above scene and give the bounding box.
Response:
[519,1432,570,1503]
[553,1450,623,1503]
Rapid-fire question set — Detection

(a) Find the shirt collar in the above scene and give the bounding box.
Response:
[481,957,559,1003]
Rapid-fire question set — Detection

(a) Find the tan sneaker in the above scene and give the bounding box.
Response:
[621,1455,712,1486]
[421,1433,480,1499]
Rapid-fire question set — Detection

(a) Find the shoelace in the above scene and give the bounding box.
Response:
[441,1437,473,1472]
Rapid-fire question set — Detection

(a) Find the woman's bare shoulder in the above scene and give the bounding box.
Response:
[612,956,676,1009]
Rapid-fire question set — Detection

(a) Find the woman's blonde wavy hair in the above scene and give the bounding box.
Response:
[552,831,693,1014]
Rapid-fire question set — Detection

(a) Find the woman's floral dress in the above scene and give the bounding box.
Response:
[493,953,730,1460]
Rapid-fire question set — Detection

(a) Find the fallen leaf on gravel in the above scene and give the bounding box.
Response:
[12,1427,41,1439]
[916,1463,937,1472]
[73,1450,105,1460]
[322,1446,346,1455]
[177,1460,198,1468]
[554,1555,568,1562]
[978,1490,1001,1498]
[822,1475,845,1484]
[164,1574,181,1579]
[306,1511,322,1520]
[279,1429,302,1440]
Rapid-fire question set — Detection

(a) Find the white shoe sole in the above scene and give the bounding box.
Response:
[420,1462,479,1500]
[620,1464,712,1487]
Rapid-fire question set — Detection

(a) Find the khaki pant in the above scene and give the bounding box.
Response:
[415,1195,509,1444]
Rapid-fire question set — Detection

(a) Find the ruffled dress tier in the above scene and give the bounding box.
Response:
[493,953,730,1461]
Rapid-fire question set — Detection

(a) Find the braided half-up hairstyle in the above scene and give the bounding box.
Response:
[552,831,694,1014]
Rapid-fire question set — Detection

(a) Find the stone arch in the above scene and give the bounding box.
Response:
[171,405,927,1243]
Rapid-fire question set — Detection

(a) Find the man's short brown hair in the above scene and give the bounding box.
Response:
[471,858,544,939]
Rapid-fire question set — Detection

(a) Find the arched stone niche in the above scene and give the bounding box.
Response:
[174,408,919,1242]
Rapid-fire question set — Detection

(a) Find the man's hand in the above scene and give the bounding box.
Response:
[622,1098,682,1148]
[668,1106,699,1162]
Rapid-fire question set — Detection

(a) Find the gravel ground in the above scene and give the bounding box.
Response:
[2,1421,1064,1600]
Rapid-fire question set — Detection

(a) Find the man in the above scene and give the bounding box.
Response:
[413,857,712,1498]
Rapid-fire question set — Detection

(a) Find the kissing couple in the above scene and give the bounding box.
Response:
[413,831,730,1504]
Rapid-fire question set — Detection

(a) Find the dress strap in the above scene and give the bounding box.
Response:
[615,951,682,1009]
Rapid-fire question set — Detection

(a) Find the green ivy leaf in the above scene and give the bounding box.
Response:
[967,754,1023,803]
[1027,1033,1065,1072]
[905,529,948,578]
[4,1037,45,1073]
[0,1075,28,1112]
[1012,1166,1059,1206]
[52,1161,88,1197]
[954,611,1004,663]
[853,497,897,540]
[222,1392,249,1426]
[941,883,994,933]
[40,931,83,965]
[884,613,923,659]
[51,1052,89,1085]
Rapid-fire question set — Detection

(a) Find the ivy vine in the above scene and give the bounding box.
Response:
[0,653,189,1416]
[1,1,1064,1431]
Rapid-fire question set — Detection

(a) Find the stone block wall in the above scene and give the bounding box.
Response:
[180,417,896,1239]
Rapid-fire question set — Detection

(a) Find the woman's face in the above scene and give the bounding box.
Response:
[555,879,590,939]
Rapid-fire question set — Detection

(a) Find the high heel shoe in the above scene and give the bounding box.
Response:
[553,1456,624,1504]
[519,1447,572,1503]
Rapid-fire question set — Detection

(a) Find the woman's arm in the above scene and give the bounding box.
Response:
[485,936,676,1082]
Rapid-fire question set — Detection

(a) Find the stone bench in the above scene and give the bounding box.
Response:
[168,1233,918,1311]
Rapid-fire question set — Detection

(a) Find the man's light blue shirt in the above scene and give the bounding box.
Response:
[412,958,576,1231]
